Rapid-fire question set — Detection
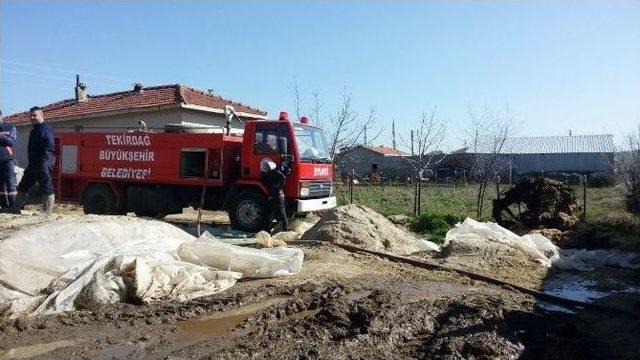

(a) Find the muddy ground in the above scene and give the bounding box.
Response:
[1,208,639,359]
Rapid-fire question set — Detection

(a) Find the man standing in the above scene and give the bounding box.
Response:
[260,158,290,232]
[12,106,56,214]
[0,110,18,210]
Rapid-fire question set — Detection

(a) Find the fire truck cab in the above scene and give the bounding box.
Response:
[54,112,336,232]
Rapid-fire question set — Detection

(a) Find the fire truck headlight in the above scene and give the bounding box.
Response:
[300,181,310,197]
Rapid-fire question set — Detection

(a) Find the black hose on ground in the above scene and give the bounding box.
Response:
[288,240,639,318]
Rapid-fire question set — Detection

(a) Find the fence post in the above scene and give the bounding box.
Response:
[582,174,587,221]
[413,173,418,215]
[417,170,423,215]
[349,169,354,204]
[495,176,501,199]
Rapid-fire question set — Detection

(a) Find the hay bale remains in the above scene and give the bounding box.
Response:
[493,177,582,230]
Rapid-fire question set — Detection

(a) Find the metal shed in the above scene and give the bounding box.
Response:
[472,134,615,175]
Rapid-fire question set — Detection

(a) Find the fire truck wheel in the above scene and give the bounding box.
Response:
[82,184,118,215]
[229,190,271,232]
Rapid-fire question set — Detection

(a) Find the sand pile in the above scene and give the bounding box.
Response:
[302,204,423,255]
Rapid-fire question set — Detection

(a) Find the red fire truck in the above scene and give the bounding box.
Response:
[53,112,336,231]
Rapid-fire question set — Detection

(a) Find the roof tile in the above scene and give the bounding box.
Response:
[4,84,266,124]
[362,145,407,156]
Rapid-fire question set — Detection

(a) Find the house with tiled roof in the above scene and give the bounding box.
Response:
[336,144,414,180]
[4,82,267,166]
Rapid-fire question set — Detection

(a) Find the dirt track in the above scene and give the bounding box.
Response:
[1,209,639,359]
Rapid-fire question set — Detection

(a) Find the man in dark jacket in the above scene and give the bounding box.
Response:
[260,158,290,232]
[0,109,18,210]
[12,106,56,214]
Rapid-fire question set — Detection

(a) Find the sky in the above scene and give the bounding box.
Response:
[1,1,639,151]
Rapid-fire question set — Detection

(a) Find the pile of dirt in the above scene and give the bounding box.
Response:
[438,239,549,288]
[436,219,552,288]
[493,177,582,230]
[302,204,423,255]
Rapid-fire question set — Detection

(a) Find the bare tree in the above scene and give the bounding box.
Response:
[311,90,324,129]
[619,125,640,212]
[292,81,302,120]
[290,86,382,184]
[325,91,381,161]
[398,107,447,214]
[401,107,447,176]
[467,106,515,218]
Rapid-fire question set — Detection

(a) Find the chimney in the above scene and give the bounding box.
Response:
[133,83,144,92]
[75,74,88,102]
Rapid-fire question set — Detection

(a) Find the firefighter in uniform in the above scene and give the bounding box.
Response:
[260,158,291,232]
[0,110,18,210]
[12,106,56,214]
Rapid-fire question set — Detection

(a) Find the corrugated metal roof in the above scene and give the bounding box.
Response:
[471,134,615,154]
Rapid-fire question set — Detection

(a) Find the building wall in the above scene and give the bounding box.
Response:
[181,109,245,130]
[12,108,237,166]
[336,148,413,179]
[509,152,614,175]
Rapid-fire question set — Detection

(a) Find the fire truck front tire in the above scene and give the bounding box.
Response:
[229,190,271,232]
[82,184,120,215]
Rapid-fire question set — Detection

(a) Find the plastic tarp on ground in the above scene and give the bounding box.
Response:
[0,216,303,318]
[444,218,640,271]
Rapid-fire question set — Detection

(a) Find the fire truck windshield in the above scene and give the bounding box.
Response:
[293,125,331,163]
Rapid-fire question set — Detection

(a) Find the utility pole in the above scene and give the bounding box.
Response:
[392,120,397,150]
[410,130,414,155]
[364,125,368,145]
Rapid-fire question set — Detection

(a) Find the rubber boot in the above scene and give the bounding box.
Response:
[42,194,55,215]
[8,191,28,213]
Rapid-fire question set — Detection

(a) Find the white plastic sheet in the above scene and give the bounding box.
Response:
[444,218,640,271]
[178,237,303,278]
[0,216,303,318]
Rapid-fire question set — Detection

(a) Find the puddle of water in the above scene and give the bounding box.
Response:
[536,301,577,314]
[0,340,75,359]
[89,343,141,360]
[540,273,640,305]
[176,296,292,344]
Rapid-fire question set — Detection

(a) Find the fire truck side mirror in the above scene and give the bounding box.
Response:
[277,137,288,155]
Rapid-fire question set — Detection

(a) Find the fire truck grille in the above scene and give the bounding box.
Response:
[308,180,332,198]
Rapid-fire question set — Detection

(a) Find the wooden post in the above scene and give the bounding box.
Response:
[349,170,354,204]
[582,174,587,221]
[413,174,418,215]
[496,176,501,199]
[196,185,207,237]
[417,170,423,215]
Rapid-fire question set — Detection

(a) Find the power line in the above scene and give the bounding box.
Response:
[2,68,76,83]
[2,67,125,89]
[0,59,144,84]
[1,77,70,91]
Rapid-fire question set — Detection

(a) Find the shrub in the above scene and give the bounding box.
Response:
[410,213,465,244]
[587,172,615,188]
